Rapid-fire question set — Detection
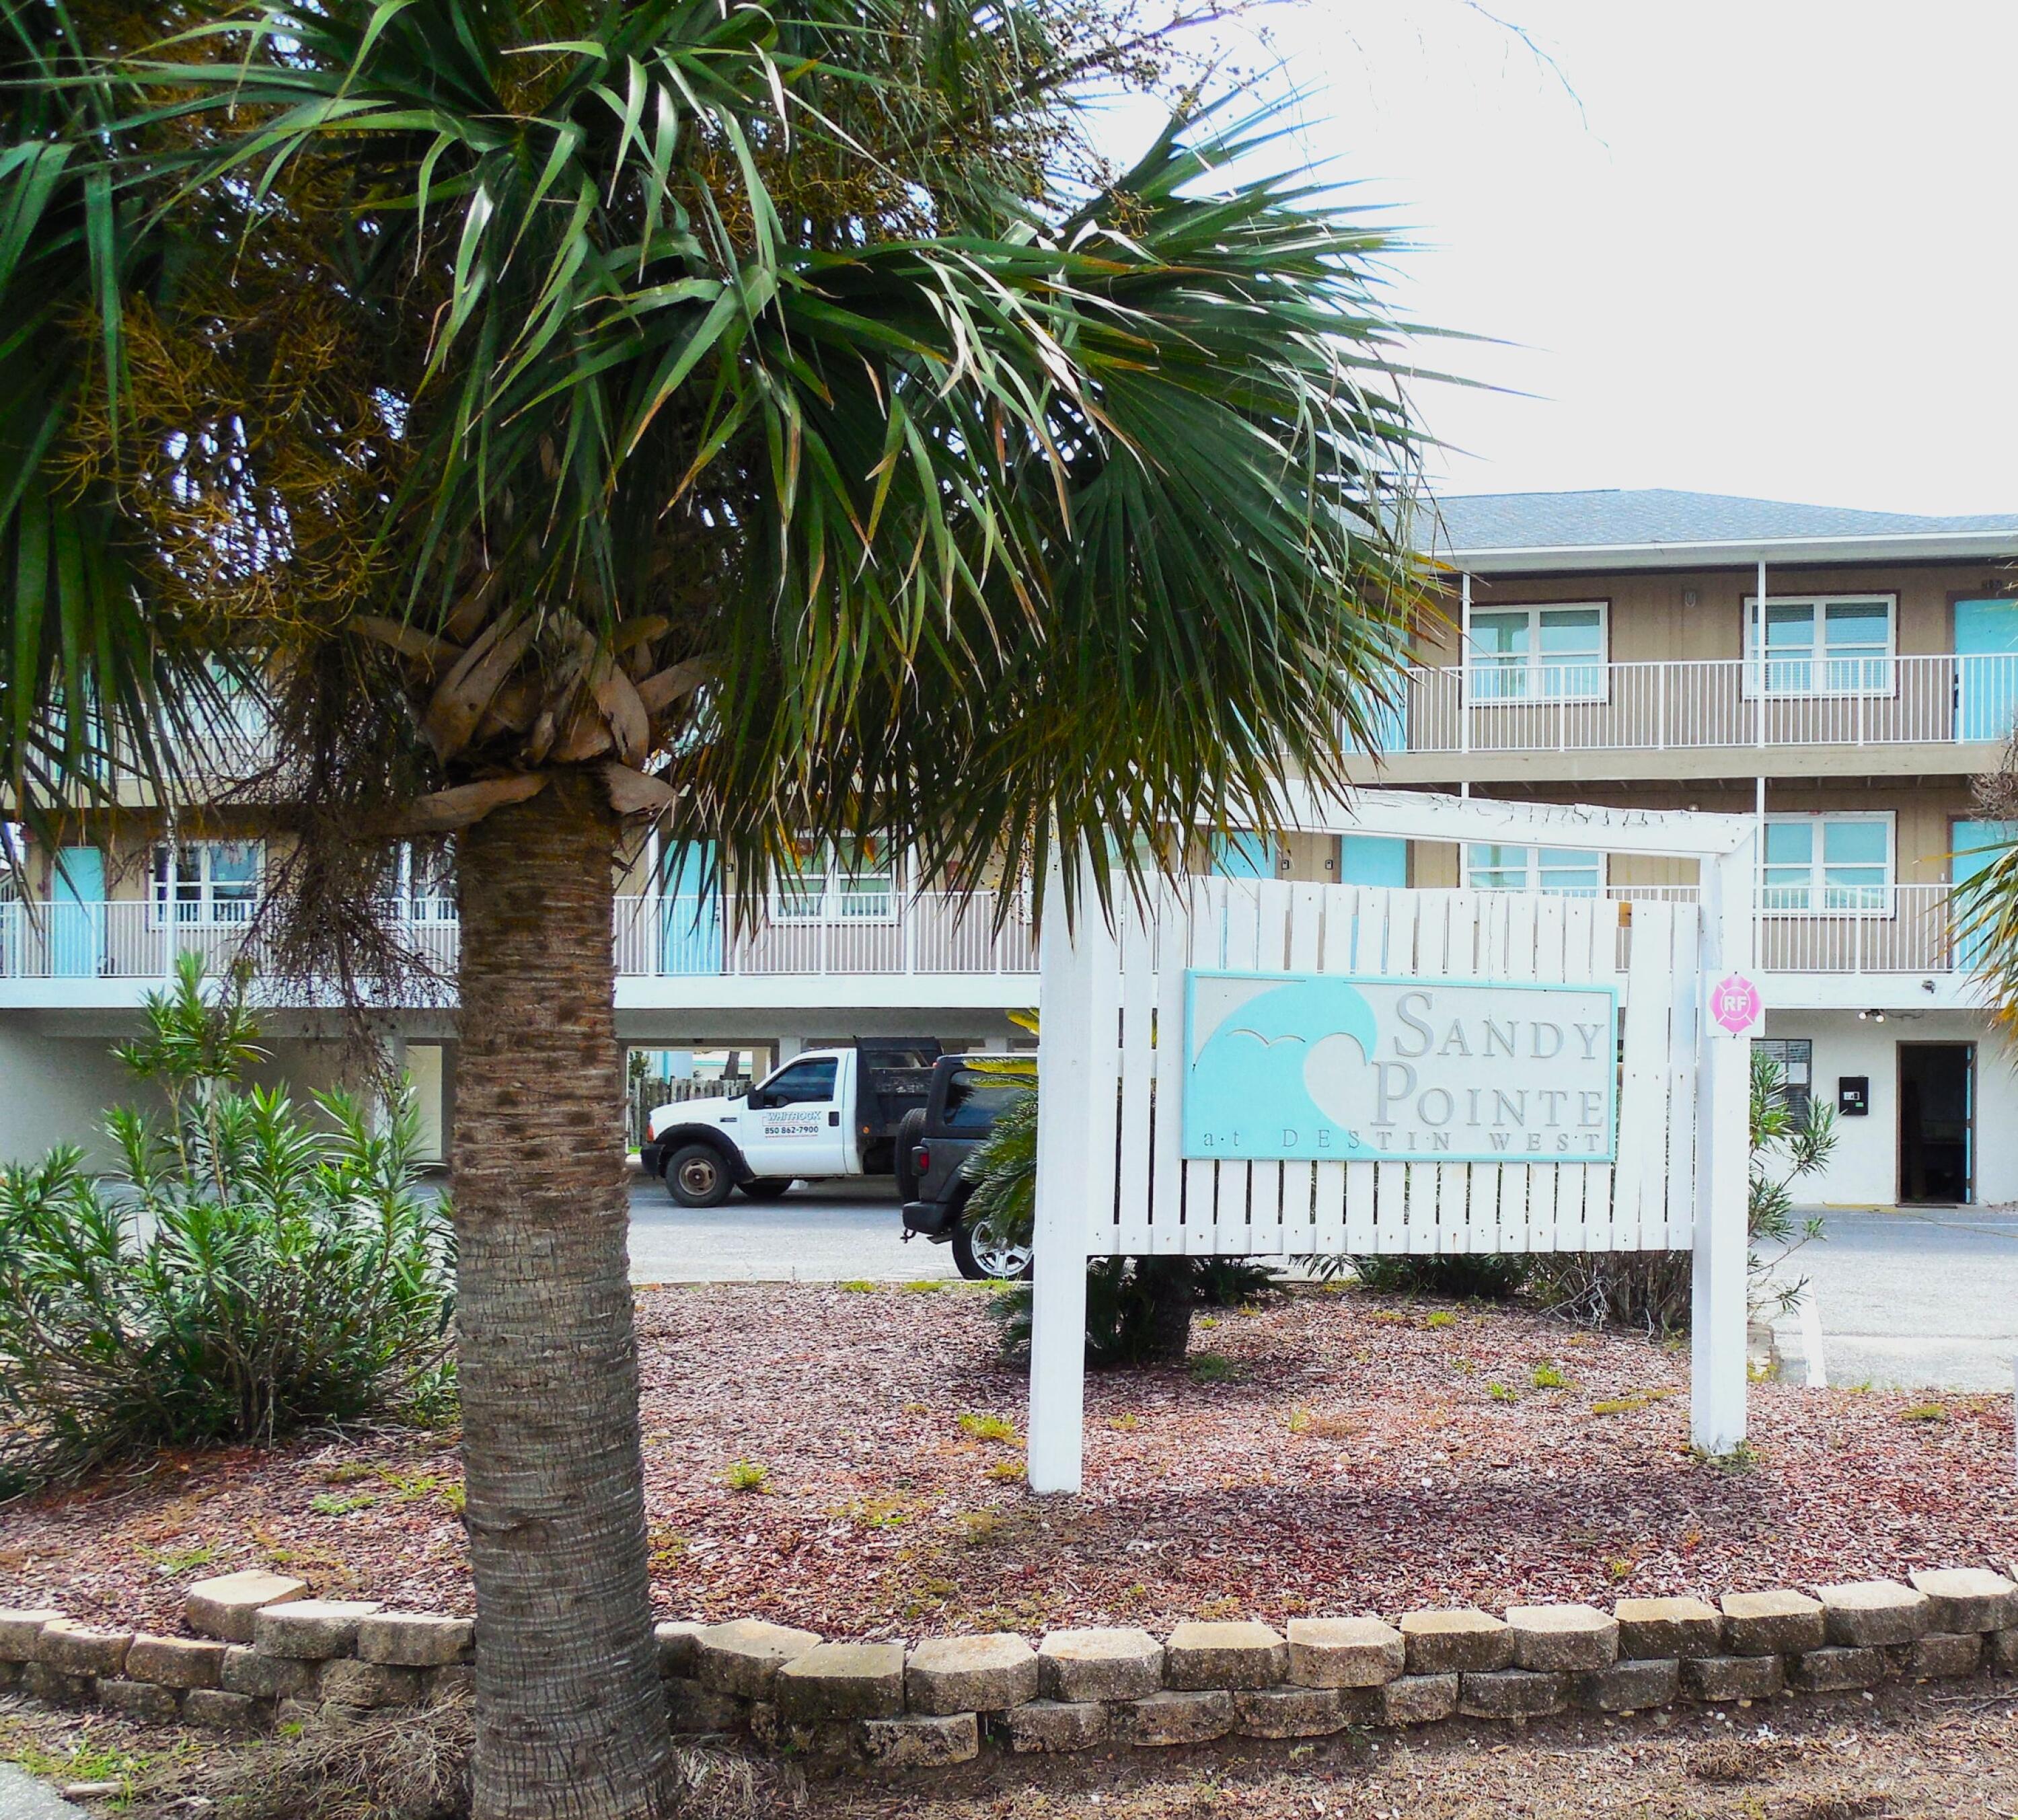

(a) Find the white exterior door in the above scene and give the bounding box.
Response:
[739,1054,852,1179]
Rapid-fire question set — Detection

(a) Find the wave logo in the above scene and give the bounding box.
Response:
[1183,973,1382,1160]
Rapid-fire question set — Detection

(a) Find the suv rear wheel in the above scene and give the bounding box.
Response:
[665,1141,735,1208]
[952,1213,1033,1281]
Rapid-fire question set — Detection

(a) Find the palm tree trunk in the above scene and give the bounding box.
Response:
[451,772,676,1820]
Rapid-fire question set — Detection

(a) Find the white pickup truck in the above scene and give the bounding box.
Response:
[640,1040,942,1206]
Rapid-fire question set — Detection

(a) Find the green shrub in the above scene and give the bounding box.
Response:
[1527,1051,1836,1332]
[0,956,454,1492]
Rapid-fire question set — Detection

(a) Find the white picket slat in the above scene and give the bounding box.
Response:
[1664,901,1704,1248]
[1112,894,1160,1254]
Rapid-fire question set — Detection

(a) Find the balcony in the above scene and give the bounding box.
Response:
[0,891,1039,1013]
[1367,653,2018,765]
[0,880,1982,1026]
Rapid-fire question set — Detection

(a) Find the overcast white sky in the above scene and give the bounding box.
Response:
[1186,1,2018,515]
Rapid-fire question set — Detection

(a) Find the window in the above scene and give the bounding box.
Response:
[773,840,897,921]
[757,1058,837,1106]
[1760,814,1891,913]
[152,841,261,925]
[1753,1036,1814,1128]
[940,1067,1026,1132]
[1464,845,1604,895]
[383,843,457,921]
[1466,603,1606,702]
[1744,595,1895,696]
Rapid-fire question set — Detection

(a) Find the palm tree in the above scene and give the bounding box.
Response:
[3,3,1433,1813]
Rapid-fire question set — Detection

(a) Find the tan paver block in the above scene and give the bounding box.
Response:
[1458,1669,1567,1718]
[1286,1616,1405,1688]
[1399,1609,1514,1675]
[253,1599,382,1659]
[1379,1673,1458,1725]
[125,1634,227,1690]
[186,1571,308,1644]
[221,1646,317,1699]
[36,1620,133,1679]
[1117,1688,1234,1746]
[1614,1596,1723,1660]
[1907,1632,1984,1680]
[655,1621,704,1679]
[1006,1698,1108,1752]
[1507,1604,1618,1672]
[98,1679,182,1722]
[1720,1590,1824,1656]
[774,1641,906,1722]
[1789,1646,1883,1693]
[357,1614,473,1667]
[1572,1659,1679,1712]
[907,1633,1039,1714]
[1037,1627,1164,1702]
[1163,1620,1287,1690]
[1816,1580,1930,1648]
[694,1618,821,1699]
[1681,1654,1784,1702]
[859,1712,979,1767]
[1232,1685,1348,1737]
[1908,1568,2018,1634]
[0,1609,61,1663]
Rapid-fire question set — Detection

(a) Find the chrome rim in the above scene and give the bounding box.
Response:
[675,1153,719,1198]
[970,1217,1033,1279]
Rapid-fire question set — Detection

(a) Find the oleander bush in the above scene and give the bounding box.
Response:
[0,957,454,1492]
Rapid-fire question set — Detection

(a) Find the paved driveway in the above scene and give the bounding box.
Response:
[625,1172,955,1283]
[1766,1207,2018,1392]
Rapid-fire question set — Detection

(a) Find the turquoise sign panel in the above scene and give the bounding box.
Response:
[1183,969,1618,1164]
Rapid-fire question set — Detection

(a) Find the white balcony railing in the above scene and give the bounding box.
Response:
[0,890,1039,985]
[0,884,1984,987]
[1375,653,2018,756]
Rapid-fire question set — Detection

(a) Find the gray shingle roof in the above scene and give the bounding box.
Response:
[1435,488,2018,556]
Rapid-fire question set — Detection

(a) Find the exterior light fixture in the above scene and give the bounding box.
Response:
[1858,1008,1887,1023]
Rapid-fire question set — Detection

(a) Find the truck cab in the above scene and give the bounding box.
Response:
[641,1040,940,1206]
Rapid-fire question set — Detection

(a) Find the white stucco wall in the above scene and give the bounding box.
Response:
[1764,1008,2018,1208]
[0,1023,387,1171]
[0,1026,136,1170]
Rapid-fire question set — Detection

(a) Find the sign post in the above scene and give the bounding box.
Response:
[1691,834,1760,1456]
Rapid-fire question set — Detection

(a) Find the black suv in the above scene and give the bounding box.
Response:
[897,1054,1033,1279]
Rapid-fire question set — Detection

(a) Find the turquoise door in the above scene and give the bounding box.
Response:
[660,842,722,975]
[1341,835,1408,887]
[1955,600,2018,742]
[51,846,103,977]
[1952,819,2016,969]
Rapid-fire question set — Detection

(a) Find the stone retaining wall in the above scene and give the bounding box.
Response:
[3,1567,2015,1771]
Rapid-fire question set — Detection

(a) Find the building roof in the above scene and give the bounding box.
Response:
[1433,488,2018,574]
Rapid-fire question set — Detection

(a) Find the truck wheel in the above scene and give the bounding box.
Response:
[665,1142,735,1208]
[739,1178,794,1201]
[952,1213,1033,1282]
[894,1108,928,1201]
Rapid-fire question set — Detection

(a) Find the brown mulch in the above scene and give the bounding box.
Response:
[3,1282,2015,1638]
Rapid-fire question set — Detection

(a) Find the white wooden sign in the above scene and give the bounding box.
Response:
[1026,792,1759,1494]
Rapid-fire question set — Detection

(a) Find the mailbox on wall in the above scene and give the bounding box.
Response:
[1838,1077,1870,1117]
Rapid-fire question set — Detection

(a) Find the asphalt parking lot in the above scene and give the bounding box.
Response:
[625,1171,954,1283]
[1765,1205,2018,1393]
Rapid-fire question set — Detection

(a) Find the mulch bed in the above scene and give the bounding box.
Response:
[3,1282,2015,1638]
